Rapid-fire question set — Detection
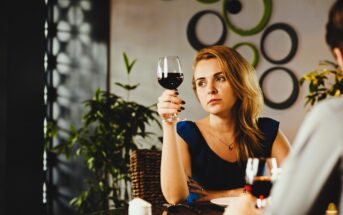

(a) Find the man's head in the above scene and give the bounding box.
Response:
[326,0,343,69]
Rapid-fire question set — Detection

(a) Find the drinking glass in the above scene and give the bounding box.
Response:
[157,56,184,122]
[245,157,278,208]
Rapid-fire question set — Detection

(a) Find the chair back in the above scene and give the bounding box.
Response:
[129,149,166,205]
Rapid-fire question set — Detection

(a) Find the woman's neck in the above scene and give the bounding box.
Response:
[207,114,235,133]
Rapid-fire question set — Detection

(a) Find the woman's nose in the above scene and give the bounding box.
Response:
[207,82,218,95]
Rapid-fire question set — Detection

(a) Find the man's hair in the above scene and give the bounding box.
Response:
[326,0,343,52]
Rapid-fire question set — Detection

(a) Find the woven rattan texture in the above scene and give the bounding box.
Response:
[130,149,166,205]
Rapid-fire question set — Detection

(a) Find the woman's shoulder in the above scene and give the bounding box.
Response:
[177,117,208,130]
[176,120,198,137]
[177,120,196,130]
[176,120,203,147]
[257,117,280,132]
[257,117,280,157]
[257,117,279,143]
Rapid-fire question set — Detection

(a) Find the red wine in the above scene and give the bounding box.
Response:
[251,176,272,199]
[158,73,184,89]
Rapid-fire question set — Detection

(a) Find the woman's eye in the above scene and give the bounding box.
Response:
[197,81,206,87]
[216,76,226,82]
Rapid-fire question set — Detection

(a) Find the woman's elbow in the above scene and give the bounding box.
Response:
[162,188,188,204]
[164,194,188,205]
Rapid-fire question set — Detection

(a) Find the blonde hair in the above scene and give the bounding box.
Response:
[192,45,264,163]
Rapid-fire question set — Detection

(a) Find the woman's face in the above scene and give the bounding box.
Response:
[194,58,238,116]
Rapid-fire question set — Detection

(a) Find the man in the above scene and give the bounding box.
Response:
[230,0,343,214]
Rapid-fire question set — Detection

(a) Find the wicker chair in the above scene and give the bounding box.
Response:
[129,149,166,205]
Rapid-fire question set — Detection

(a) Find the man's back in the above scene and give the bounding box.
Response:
[265,97,343,215]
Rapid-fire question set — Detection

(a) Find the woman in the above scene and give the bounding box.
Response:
[157,45,290,205]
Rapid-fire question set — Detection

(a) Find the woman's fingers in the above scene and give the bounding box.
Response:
[187,178,207,196]
[157,103,182,113]
[190,188,206,195]
[188,180,202,190]
[189,185,207,195]
[158,96,182,106]
[158,90,183,104]
[157,90,185,118]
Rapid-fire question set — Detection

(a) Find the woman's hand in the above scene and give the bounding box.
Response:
[188,177,244,201]
[157,89,185,121]
[226,194,263,215]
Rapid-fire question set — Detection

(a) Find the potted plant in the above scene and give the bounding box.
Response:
[300,60,343,107]
[53,53,161,213]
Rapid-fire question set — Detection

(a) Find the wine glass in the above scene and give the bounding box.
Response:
[157,56,184,122]
[245,157,278,208]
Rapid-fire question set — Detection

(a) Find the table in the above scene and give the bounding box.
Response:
[89,202,225,215]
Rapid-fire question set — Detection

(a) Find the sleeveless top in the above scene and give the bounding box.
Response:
[176,117,279,203]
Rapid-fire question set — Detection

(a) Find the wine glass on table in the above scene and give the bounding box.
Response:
[157,56,184,122]
[245,157,278,208]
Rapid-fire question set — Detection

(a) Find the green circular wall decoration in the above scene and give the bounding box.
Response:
[197,0,220,4]
[223,0,272,36]
[233,42,259,68]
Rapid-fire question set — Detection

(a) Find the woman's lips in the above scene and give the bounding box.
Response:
[208,99,221,104]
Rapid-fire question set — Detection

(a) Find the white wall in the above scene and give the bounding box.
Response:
[110,0,336,146]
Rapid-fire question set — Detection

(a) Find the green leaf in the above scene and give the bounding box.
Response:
[299,77,305,85]
[114,82,140,91]
[123,52,137,74]
[123,52,130,75]
[128,59,137,74]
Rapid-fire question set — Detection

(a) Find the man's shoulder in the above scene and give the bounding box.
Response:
[317,96,343,108]
[309,97,343,120]
[294,97,343,147]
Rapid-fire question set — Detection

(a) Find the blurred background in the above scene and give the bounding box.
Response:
[0,0,336,214]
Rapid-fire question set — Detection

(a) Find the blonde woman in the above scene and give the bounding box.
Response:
[157,45,290,204]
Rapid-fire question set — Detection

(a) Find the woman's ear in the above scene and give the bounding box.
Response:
[333,47,343,70]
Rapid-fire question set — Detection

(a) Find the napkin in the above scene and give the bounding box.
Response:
[128,198,152,215]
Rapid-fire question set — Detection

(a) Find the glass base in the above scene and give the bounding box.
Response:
[255,197,270,209]
[163,114,179,123]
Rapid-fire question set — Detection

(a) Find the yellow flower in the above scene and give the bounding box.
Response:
[327,202,337,211]
[334,89,341,96]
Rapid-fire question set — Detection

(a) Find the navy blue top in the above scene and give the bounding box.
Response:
[176,117,279,203]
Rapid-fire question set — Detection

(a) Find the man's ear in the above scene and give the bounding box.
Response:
[333,47,343,70]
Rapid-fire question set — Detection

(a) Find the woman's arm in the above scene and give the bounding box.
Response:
[189,180,245,202]
[158,89,191,204]
[271,130,291,165]
[160,123,191,204]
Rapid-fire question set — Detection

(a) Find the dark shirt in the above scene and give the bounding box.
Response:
[176,117,279,203]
